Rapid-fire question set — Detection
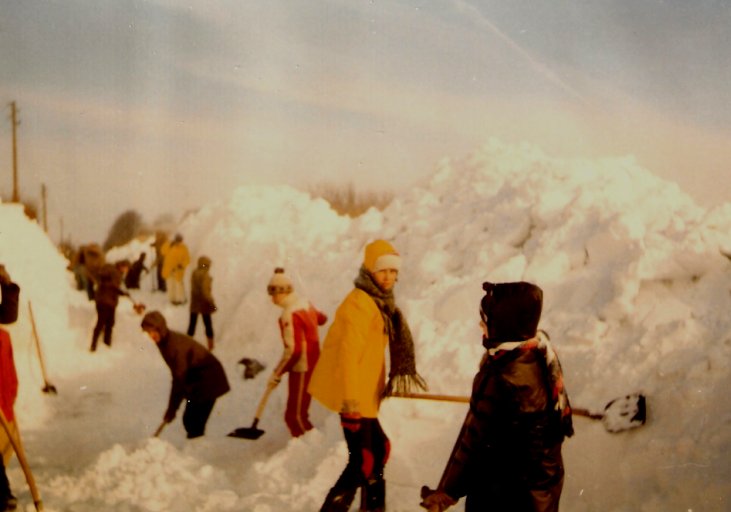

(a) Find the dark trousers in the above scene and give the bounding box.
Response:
[182,399,216,438]
[0,458,13,503]
[187,313,213,339]
[156,263,166,292]
[321,418,390,511]
[91,304,116,350]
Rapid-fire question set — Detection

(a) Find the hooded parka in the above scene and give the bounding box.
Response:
[438,282,572,512]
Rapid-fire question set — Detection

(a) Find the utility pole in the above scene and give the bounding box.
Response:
[9,102,20,202]
[41,183,48,232]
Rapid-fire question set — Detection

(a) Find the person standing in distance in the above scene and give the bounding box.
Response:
[187,256,217,350]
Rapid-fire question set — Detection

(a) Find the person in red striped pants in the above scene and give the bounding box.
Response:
[266,268,327,437]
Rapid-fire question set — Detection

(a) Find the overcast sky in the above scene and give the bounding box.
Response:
[1,0,729,243]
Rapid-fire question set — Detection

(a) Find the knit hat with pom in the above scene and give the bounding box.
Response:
[363,240,401,273]
[267,267,293,295]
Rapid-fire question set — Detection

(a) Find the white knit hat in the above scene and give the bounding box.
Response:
[267,267,293,295]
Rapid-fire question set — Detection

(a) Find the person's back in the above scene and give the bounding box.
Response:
[421,281,572,512]
[141,311,229,438]
[95,264,124,308]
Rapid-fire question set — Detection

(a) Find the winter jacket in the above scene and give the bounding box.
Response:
[0,279,19,423]
[272,292,327,378]
[0,330,18,424]
[309,288,388,418]
[161,241,190,282]
[439,282,571,512]
[189,257,216,315]
[439,342,567,511]
[143,312,230,416]
[94,264,127,308]
[79,244,105,282]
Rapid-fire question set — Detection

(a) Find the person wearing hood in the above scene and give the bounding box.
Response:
[161,234,190,305]
[187,256,216,350]
[420,282,574,512]
[309,240,427,512]
[141,311,230,439]
[0,265,20,511]
[266,267,327,438]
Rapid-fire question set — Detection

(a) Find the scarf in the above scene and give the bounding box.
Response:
[354,266,428,398]
[485,330,574,438]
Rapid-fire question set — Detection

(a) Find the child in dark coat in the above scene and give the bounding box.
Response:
[141,311,230,438]
[90,263,128,351]
[421,281,573,512]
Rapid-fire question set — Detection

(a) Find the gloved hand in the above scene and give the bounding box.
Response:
[267,373,281,388]
[420,486,456,512]
[340,411,362,433]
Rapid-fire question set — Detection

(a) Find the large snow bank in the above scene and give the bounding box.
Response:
[1,139,730,511]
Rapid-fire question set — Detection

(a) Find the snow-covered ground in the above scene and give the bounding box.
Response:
[1,139,730,511]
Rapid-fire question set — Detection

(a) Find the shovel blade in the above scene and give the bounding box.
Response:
[602,393,647,433]
[227,426,265,440]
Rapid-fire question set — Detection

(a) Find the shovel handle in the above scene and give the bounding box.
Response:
[0,411,44,510]
[254,382,277,420]
[391,392,605,421]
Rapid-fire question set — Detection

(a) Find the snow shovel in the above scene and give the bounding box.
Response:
[228,381,277,439]
[391,392,647,433]
[0,411,44,511]
[28,301,57,395]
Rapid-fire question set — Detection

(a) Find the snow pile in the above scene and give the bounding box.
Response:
[1,139,730,511]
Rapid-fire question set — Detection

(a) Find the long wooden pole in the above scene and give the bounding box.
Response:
[9,102,19,202]
[390,392,598,420]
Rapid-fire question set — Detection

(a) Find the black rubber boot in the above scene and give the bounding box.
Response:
[360,478,385,511]
[320,485,358,512]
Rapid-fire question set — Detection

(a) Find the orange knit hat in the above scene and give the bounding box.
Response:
[363,240,401,273]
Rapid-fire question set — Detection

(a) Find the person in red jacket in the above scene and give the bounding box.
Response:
[266,268,328,437]
[0,264,20,511]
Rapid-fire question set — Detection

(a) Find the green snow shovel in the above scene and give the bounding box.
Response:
[391,392,647,433]
[228,381,277,440]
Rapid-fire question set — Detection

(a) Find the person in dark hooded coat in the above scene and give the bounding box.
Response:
[421,281,573,512]
[141,310,230,438]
